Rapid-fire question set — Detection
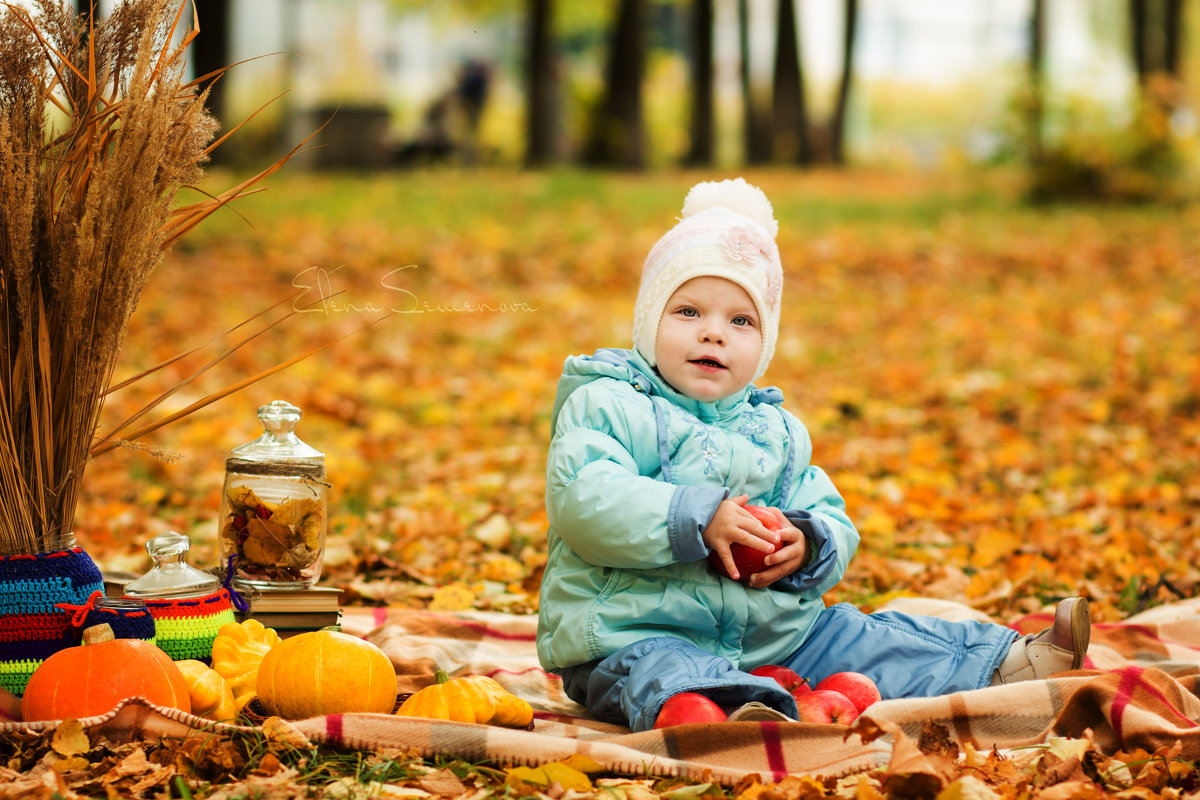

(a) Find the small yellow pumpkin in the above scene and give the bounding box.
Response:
[210,619,281,709]
[256,630,398,719]
[176,660,239,722]
[396,671,533,728]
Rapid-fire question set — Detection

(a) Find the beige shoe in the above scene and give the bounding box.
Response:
[993,597,1090,684]
[726,701,793,722]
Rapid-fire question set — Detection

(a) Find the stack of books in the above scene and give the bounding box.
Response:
[236,585,342,637]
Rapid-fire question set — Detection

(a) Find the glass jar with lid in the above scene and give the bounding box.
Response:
[125,530,237,661]
[218,400,329,588]
[125,531,221,599]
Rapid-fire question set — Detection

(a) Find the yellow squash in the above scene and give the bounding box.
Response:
[210,619,281,709]
[397,671,533,728]
[176,659,239,722]
[256,630,398,719]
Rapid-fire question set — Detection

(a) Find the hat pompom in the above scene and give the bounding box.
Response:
[681,177,778,239]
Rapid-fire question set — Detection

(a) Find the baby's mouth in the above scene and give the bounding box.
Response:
[690,358,725,370]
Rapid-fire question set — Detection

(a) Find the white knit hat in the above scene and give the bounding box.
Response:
[632,178,783,380]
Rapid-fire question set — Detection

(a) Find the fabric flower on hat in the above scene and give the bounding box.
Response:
[763,267,782,309]
[724,225,773,265]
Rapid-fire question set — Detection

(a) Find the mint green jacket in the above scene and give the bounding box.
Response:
[537,348,860,672]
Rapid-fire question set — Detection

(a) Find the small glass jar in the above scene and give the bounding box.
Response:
[124,531,236,662]
[218,400,329,588]
[125,531,221,599]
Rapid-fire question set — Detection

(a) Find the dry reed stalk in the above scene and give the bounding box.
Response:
[0,0,314,554]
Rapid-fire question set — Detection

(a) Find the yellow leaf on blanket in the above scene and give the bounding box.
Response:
[937,775,1001,800]
[430,583,476,612]
[737,774,824,800]
[50,719,89,757]
[261,716,314,750]
[1045,735,1091,763]
[848,774,886,800]
[734,781,765,800]
[597,778,660,800]
[416,769,468,795]
[558,754,606,774]
[48,754,91,773]
[505,762,592,792]
[661,782,718,799]
[962,742,983,769]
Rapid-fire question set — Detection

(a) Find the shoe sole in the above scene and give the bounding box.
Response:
[1069,598,1091,670]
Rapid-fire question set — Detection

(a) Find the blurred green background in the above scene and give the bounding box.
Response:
[94,0,1198,201]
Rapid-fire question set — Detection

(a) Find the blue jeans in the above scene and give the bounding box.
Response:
[559,602,1018,731]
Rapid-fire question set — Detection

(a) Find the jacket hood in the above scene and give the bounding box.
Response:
[551,348,784,431]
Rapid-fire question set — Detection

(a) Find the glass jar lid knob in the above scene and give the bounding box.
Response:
[229,400,323,463]
[259,400,302,443]
[124,531,219,598]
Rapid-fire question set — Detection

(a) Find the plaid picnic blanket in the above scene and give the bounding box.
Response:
[4,597,1200,784]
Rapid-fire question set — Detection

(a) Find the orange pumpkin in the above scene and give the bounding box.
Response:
[22,624,191,721]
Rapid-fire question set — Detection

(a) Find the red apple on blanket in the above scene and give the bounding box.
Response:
[749,665,811,700]
[707,505,781,584]
[654,692,728,728]
[794,689,860,724]
[814,671,881,713]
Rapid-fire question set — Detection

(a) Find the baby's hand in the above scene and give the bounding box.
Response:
[746,508,809,588]
[702,495,781,582]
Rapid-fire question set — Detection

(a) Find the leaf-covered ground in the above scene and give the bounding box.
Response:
[30,167,1200,798]
[5,716,1200,800]
[82,168,1200,622]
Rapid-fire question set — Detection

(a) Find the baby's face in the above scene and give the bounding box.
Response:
[655,277,761,402]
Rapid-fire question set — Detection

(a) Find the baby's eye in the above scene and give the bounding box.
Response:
[732,315,753,327]
[680,307,698,317]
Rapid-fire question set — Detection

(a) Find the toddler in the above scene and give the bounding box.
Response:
[536,178,1090,731]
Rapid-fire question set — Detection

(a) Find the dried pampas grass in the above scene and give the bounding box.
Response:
[0,0,312,554]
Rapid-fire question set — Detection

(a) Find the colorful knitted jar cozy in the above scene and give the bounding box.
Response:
[0,546,105,696]
[143,588,237,663]
[57,591,158,644]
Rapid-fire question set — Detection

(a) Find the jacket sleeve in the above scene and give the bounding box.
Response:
[770,411,860,596]
[546,381,724,568]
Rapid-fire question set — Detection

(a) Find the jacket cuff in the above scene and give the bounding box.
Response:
[770,510,836,593]
[666,485,729,562]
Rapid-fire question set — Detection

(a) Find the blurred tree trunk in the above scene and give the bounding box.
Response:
[828,0,858,165]
[771,0,811,163]
[739,0,771,164]
[1130,0,1184,81]
[192,0,231,161]
[1164,0,1183,77]
[1027,0,1046,164]
[684,0,715,166]
[1131,0,1149,80]
[525,0,559,167]
[584,0,646,168]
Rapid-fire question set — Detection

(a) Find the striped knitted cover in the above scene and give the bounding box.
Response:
[0,547,105,696]
[144,588,237,663]
[55,591,158,644]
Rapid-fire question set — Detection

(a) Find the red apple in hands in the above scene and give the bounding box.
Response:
[653,692,728,728]
[749,665,812,700]
[794,689,860,724]
[707,505,782,584]
[814,672,881,714]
